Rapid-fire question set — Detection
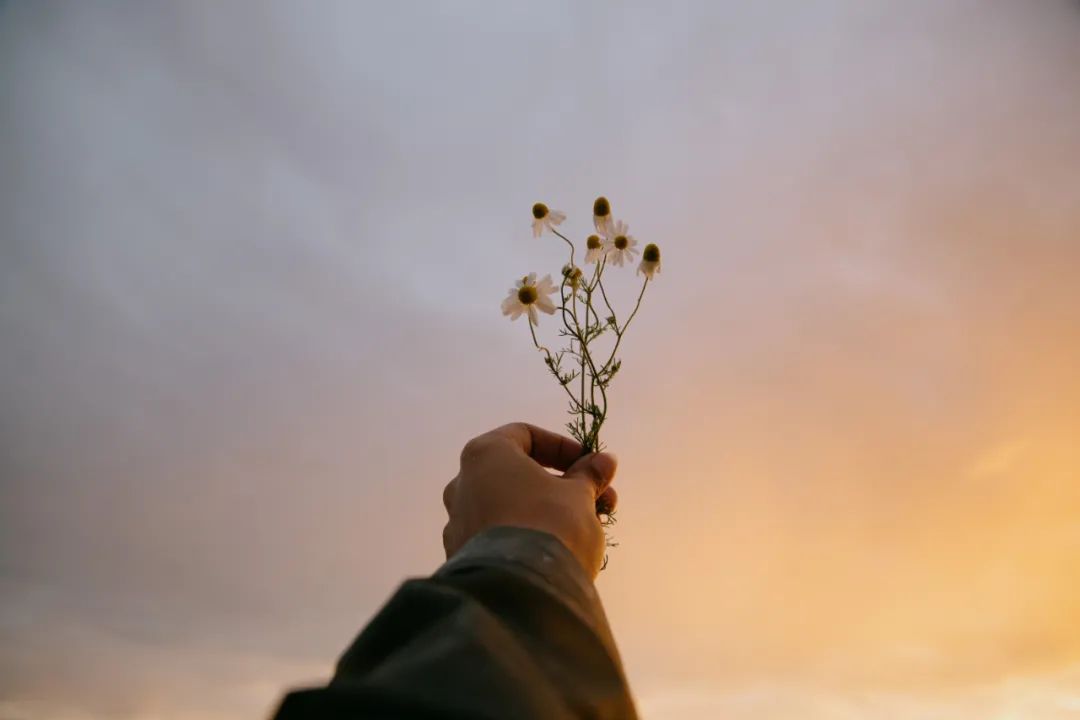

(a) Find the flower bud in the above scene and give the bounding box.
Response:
[562,263,583,289]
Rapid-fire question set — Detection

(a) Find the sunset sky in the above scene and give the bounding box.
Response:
[2,2,1079,718]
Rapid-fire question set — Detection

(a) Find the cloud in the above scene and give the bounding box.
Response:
[2,1,1079,718]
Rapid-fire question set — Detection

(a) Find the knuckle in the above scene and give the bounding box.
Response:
[581,466,605,494]
[588,464,605,486]
[499,421,529,435]
[597,487,618,515]
[442,523,454,556]
[442,477,457,511]
[459,435,492,464]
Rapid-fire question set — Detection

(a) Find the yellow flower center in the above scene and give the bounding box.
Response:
[517,286,538,305]
[614,235,628,250]
[532,203,549,219]
[643,243,660,262]
[586,234,602,250]
[593,196,610,218]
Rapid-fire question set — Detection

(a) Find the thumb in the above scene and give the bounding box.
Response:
[564,452,618,498]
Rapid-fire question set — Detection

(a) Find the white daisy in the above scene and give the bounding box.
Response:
[531,203,566,238]
[603,219,639,267]
[637,243,661,280]
[501,272,558,325]
[592,196,613,234]
[584,234,605,264]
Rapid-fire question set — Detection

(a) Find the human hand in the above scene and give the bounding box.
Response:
[442,422,619,579]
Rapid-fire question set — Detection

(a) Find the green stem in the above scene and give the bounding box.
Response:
[559,278,607,452]
[574,290,585,439]
[529,317,581,409]
[551,228,576,267]
[584,288,598,419]
[601,277,649,374]
[579,259,613,450]
[596,265,617,324]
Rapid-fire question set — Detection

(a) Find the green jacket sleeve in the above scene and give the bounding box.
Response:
[272,526,638,720]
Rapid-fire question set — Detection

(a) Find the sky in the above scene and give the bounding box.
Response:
[1,1,1079,718]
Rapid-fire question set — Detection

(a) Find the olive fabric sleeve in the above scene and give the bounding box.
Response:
[271,526,638,720]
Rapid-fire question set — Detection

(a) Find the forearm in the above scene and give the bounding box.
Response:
[272,527,637,720]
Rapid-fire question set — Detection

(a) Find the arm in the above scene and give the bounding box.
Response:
[272,423,636,720]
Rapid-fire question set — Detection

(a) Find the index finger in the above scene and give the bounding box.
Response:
[491,422,584,471]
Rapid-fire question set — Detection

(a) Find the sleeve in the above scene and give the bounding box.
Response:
[271,526,638,720]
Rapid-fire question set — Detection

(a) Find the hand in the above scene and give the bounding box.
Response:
[442,422,619,579]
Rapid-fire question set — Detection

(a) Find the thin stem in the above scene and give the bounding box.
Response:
[560,277,607,452]
[601,277,649,374]
[550,228,576,267]
[586,347,607,448]
[529,318,582,409]
[558,281,584,429]
[559,282,578,342]
[574,290,585,438]
[595,262,617,323]
[620,276,649,335]
[576,301,608,451]
[587,257,605,291]
[584,287,598,417]
[575,262,612,450]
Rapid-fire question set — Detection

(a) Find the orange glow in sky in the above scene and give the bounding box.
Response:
[1,2,1079,718]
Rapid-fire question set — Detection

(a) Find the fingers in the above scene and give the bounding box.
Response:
[596,485,618,515]
[442,522,455,559]
[442,476,457,512]
[564,451,618,498]
[489,422,583,471]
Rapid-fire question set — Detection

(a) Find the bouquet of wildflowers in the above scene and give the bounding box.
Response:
[501,196,662,465]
